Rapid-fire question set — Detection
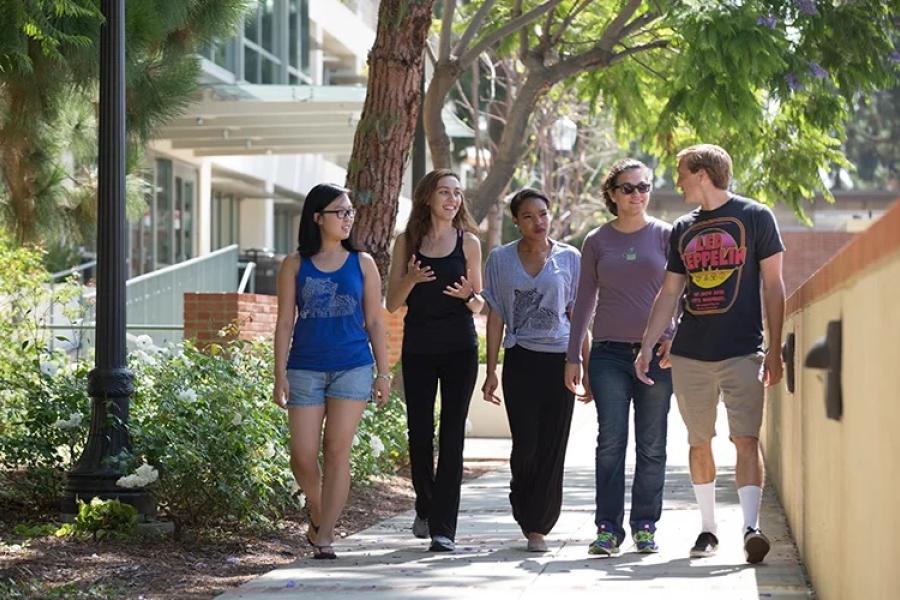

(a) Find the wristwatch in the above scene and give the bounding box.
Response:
[375,373,391,381]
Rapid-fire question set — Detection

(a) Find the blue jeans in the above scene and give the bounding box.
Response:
[588,341,672,543]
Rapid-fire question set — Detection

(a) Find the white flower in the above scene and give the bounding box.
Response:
[217,329,227,338]
[40,361,59,377]
[290,480,301,494]
[297,492,306,508]
[116,474,142,488]
[231,413,243,426]
[352,434,360,447]
[177,388,198,403]
[262,441,276,459]
[135,463,159,484]
[370,435,385,457]
[134,334,154,350]
[132,349,156,365]
[54,412,84,430]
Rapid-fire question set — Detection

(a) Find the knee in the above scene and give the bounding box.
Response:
[291,449,319,475]
[596,434,627,459]
[322,441,351,468]
[732,436,759,455]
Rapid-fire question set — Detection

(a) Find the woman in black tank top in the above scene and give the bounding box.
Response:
[387,169,484,552]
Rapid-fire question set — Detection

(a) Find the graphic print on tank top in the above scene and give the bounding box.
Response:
[299,277,356,319]
[512,288,557,333]
[677,216,748,315]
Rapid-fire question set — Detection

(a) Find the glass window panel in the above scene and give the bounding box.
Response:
[262,0,276,55]
[155,159,173,267]
[300,0,310,74]
[175,176,183,261]
[262,57,278,84]
[289,0,298,68]
[211,191,221,250]
[244,47,259,83]
[244,3,260,43]
[184,181,194,259]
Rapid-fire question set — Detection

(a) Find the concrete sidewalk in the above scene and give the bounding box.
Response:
[219,402,813,599]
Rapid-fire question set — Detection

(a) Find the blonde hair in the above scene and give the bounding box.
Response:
[676,144,733,190]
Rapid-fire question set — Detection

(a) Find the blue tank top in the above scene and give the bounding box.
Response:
[286,252,374,371]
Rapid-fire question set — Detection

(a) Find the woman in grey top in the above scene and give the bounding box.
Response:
[563,158,675,557]
[482,188,587,552]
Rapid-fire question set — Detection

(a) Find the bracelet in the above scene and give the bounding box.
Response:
[465,292,477,303]
[375,373,391,381]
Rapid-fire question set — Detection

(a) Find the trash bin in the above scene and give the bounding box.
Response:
[239,248,281,295]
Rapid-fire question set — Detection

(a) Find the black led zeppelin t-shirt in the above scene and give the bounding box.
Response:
[667,195,784,361]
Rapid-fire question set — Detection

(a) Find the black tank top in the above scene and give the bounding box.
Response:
[403,229,477,355]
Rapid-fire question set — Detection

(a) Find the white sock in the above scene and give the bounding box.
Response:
[738,485,762,531]
[692,481,717,534]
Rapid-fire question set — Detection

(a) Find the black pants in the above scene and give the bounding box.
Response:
[501,345,575,535]
[402,348,478,540]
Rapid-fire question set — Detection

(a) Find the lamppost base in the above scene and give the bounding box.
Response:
[62,474,157,519]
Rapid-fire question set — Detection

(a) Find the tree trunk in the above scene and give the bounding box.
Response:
[0,83,38,245]
[346,0,437,280]
[469,71,550,222]
[422,60,458,170]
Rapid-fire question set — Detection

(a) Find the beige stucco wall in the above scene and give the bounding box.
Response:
[762,251,900,599]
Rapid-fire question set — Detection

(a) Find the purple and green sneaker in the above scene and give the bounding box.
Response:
[633,523,659,553]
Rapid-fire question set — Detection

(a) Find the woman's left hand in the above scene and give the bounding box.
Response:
[657,339,673,369]
[373,376,391,409]
[443,275,474,300]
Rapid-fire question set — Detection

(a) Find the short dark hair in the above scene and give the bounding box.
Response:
[509,188,550,217]
[601,159,651,216]
[297,183,357,257]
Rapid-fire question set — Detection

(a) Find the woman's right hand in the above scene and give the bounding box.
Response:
[482,370,501,405]
[404,255,436,285]
[273,374,289,409]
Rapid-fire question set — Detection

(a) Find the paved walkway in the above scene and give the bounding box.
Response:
[219,403,813,599]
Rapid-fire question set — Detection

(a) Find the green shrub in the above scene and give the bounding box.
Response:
[0,236,410,525]
[56,498,137,540]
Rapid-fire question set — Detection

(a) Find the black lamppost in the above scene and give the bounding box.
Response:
[62,0,154,517]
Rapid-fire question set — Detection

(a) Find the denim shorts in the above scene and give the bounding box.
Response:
[285,364,373,407]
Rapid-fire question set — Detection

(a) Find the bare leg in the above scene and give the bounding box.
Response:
[733,436,763,488]
[688,441,716,484]
[288,406,326,532]
[317,397,367,546]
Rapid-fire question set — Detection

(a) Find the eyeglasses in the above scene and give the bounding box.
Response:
[612,182,652,195]
[319,208,356,220]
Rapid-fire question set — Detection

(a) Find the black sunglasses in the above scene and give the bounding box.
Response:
[319,208,356,219]
[612,182,652,194]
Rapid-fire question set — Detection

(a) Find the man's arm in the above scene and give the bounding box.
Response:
[760,251,785,387]
[635,272,686,385]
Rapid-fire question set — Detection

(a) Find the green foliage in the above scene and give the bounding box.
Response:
[0,0,253,244]
[55,498,138,541]
[0,236,410,523]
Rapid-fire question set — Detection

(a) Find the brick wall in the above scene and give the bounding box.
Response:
[184,292,406,367]
[782,231,856,296]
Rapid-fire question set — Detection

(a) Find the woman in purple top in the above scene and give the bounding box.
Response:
[564,159,675,557]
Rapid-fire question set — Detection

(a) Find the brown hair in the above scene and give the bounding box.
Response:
[601,158,650,216]
[676,144,733,190]
[403,169,478,260]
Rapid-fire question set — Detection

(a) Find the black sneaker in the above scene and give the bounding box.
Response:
[689,531,719,558]
[743,527,770,564]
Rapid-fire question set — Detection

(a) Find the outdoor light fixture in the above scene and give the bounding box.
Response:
[550,116,578,152]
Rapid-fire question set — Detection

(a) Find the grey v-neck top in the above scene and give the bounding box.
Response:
[482,239,580,353]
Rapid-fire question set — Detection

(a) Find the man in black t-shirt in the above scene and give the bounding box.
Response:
[635,144,785,564]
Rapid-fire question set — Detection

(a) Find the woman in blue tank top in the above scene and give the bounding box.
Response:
[386,169,484,552]
[274,183,390,560]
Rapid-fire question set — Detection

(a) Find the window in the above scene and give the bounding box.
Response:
[212,191,240,250]
[274,205,300,254]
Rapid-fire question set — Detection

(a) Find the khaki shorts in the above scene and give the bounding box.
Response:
[669,353,765,446]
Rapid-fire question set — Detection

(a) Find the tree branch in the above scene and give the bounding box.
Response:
[618,10,661,40]
[549,0,592,47]
[439,0,456,62]
[453,0,496,58]
[459,0,561,70]
[596,0,643,53]
[608,40,669,66]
